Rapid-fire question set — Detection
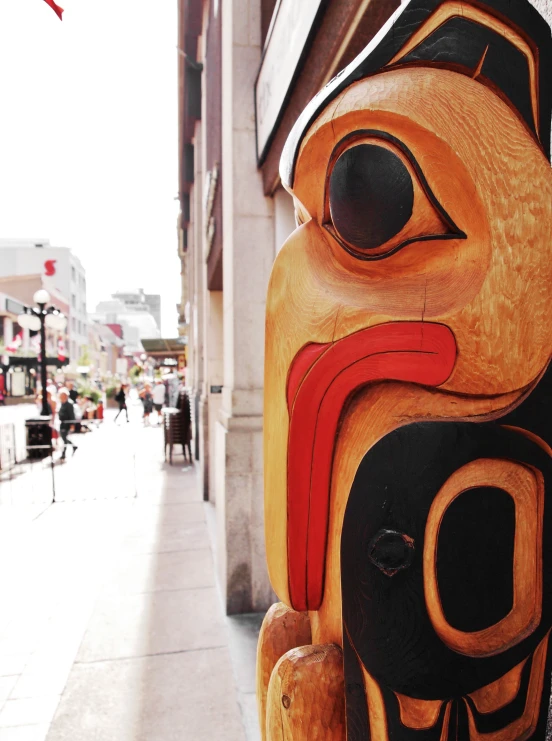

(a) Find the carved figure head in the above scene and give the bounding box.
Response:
[265,3,552,737]
[265,0,552,616]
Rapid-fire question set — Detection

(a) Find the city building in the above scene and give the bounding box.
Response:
[177,0,552,615]
[0,276,70,396]
[88,322,125,379]
[112,289,162,330]
[0,239,88,365]
[90,295,162,358]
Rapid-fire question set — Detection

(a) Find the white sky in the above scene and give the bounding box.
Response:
[0,0,180,336]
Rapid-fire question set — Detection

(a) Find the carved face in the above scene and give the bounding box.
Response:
[265,4,552,613]
[264,0,552,738]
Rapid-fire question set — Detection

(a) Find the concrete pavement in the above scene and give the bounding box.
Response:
[0,406,262,740]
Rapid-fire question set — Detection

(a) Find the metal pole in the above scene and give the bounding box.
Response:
[39,306,48,416]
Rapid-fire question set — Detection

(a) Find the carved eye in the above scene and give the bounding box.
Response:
[325,133,466,260]
[329,145,414,250]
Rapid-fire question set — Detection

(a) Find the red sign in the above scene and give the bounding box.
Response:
[44,260,57,276]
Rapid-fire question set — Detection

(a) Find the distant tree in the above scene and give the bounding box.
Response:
[129,365,143,383]
[78,346,91,367]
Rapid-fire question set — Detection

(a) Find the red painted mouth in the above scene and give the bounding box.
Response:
[286,322,457,611]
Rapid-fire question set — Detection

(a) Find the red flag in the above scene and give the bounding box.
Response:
[43,0,64,20]
[5,331,23,354]
[57,337,67,362]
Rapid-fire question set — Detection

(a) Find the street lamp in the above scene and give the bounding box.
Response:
[17,290,68,416]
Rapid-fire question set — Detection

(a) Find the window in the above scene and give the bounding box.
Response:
[71,317,76,331]
[71,294,76,309]
[71,266,76,282]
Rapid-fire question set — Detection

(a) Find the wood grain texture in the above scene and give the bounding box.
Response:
[341,421,552,699]
[356,632,550,741]
[465,632,550,741]
[280,0,552,185]
[262,3,552,738]
[257,603,312,741]
[468,659,527,714]
[287,321,456,611]
[387,1,540,136]
[395,692,443,729]
[265,65,552,607]
[266,644,345,741]
[310,382,535,648]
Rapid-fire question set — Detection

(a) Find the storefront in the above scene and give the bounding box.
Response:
[1,356,68,399]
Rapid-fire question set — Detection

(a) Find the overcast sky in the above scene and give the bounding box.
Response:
[0,0,180,336]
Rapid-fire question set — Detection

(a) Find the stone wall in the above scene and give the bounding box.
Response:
[218,0,275,613]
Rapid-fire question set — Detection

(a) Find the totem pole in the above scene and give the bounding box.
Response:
[257,0,552,739]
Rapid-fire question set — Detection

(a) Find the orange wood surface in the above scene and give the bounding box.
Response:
[257,604,312,741]
[265,644,345,741]
[260,1,552,738]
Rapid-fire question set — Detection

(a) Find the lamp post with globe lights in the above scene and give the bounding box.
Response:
[17,289,68,416]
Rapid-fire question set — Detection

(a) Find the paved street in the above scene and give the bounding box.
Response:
[0,404,262,741]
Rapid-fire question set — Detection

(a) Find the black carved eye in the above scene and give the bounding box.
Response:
[329,144,414,252]
[325,132,466,260]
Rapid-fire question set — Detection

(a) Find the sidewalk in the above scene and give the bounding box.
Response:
[0,407,262,741]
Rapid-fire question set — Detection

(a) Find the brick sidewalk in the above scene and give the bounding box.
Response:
[0,411,261,741]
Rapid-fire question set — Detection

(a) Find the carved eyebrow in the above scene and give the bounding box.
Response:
[280,0,552,189]
[386,3,540,141]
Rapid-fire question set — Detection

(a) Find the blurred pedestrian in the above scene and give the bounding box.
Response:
[66,380,79,403]
[114,384,129,423]
[139,383,153,426]
[153,380,166,414]
[58,388,78,460]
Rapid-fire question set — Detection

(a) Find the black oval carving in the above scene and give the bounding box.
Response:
[437,486,515,633]
[329,144,414,252]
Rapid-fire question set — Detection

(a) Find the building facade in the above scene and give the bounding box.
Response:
[0,278,70,396]
[0,239,88,365]
[91,296,161,357]
[112,289,162,331]
[178,0,552,614]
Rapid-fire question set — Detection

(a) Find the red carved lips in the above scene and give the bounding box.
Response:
[286,322,457,611]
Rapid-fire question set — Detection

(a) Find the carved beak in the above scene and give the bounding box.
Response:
[286,321,457,611]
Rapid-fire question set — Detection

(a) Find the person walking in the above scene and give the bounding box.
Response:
[139,383,154,426]
[58,389,78,460]
[66,381,79,403]
[114,384,129,423]
[152,380,166,419]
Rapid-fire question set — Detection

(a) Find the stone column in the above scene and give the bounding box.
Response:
[218,0,275,613]
[191,121,205,479]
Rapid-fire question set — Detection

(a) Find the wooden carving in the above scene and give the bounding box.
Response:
[258,0,552,739]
